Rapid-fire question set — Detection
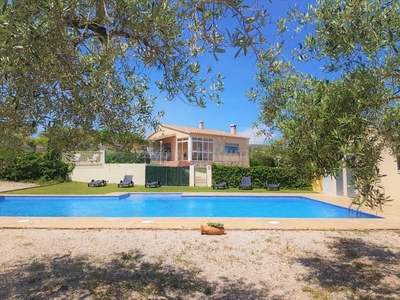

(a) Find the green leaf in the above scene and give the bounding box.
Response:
[1,0,7,14]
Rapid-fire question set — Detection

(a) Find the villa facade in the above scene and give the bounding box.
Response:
[146,121,250,167]
[322,148,400,201]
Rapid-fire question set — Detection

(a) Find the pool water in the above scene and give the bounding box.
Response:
[0,194,380,218]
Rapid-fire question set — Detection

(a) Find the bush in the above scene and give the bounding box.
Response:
[106,152,150,164]
[249,156,275,167]
[211,164,312,190]
[0,149,70,183]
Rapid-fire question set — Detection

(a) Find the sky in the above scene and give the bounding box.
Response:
[149,0,324,144]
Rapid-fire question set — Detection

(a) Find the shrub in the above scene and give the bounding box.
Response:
[0,149,70,183]
[106,152,150,164]
[211,164,312,190]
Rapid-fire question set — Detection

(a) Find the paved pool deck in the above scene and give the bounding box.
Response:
[0,193,399,231]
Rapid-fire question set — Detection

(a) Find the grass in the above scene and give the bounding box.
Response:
[4,182,315,195]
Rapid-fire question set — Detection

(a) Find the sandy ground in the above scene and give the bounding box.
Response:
[0,229,399,300]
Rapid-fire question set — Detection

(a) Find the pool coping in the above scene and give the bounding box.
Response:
[0,192,399,230]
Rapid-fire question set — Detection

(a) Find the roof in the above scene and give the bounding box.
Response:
[158,124,249,140]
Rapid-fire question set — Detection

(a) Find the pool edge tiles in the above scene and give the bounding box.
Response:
[2,194,129,200]
[0,216,396,231]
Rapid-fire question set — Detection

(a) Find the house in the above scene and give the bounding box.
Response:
[146,121,250,167]
[322,148,400,201]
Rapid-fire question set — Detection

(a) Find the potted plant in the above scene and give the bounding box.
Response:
[200,222,225,235]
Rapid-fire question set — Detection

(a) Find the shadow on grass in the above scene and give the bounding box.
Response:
[297,237,400,299]
[0,249,270,299]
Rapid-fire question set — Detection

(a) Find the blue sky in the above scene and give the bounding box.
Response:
[151,0,323,144]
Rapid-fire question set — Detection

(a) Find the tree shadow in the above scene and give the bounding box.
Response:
[297,236,400,299]
[0,249,270,299]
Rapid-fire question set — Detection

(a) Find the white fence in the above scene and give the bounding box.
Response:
[63,150,105,165]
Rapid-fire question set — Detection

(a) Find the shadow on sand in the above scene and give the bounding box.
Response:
[0,249,270,299]
[297,236,400,299]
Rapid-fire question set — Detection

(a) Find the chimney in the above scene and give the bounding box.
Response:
[230,124,237,135]
[199,121,204,129]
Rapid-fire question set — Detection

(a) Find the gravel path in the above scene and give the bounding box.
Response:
[0,229,399,299]
[0,181,37,192]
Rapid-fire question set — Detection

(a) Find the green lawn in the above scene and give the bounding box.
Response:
[4,182,315,195]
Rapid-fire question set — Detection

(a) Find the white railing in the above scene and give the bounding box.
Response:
[63,150,105,165]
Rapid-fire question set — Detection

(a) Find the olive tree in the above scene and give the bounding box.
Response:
[250,0,400,210]
[1,0,269,149]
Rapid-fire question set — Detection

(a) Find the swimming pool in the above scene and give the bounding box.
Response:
[0,194,380,218]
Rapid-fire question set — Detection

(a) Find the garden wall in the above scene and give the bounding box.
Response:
[71,164,146,185]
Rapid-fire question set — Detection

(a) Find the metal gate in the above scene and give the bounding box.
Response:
[145,165,189,186]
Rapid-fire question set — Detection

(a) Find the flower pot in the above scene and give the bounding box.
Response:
[200,225,225,235]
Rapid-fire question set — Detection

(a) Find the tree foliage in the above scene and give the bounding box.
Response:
[0,0,269,151]
[250,0,400,210]
[92,128,146,152]
[0,149,70,183]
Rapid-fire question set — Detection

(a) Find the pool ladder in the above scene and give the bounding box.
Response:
[348,200,363,217]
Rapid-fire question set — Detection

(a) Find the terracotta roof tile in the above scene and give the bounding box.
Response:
[161,124,249,139]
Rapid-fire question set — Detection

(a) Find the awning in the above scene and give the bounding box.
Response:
[146,133,176,141]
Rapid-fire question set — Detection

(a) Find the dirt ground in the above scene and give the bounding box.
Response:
[0,229,399,299]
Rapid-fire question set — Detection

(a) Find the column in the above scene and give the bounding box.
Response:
[188,136,193,162]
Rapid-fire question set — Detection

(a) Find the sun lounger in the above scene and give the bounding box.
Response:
[88,179,108,187]
[88,153,99,163]
[145,181,161,188]
[265,183,280,191]
[239,176,253,190]
[213,182,229,189]
[72,153,81,163]
[118,175,134,188]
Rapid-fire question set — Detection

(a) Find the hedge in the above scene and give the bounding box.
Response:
[211,164,312,190]
[106,152,150,164]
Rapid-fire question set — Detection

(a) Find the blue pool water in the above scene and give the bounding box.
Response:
[0,194,380,218]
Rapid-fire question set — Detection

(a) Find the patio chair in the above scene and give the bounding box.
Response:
[72,153,81,163]
[118,175,134,188]
[239,177,253,190]
[88,179,108,187]
[145,181,161,188]
[265,182,280,191]
[213,182,229,189]
[88,153,99,163]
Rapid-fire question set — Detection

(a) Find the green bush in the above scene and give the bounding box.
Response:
[0,149,70,183]
[106,152,150,164]
[211,164,312,190]
[249,156,275,167]
[0,149,19,179]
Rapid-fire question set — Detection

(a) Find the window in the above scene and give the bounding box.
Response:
[177,138,188,161]
[225,143,239,154]
[192,138,214,161]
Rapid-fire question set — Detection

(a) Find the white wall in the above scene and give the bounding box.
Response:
[71,164,146,185]
[323,175,338,196]
[323,176,334,195]
[379,149,400,201]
